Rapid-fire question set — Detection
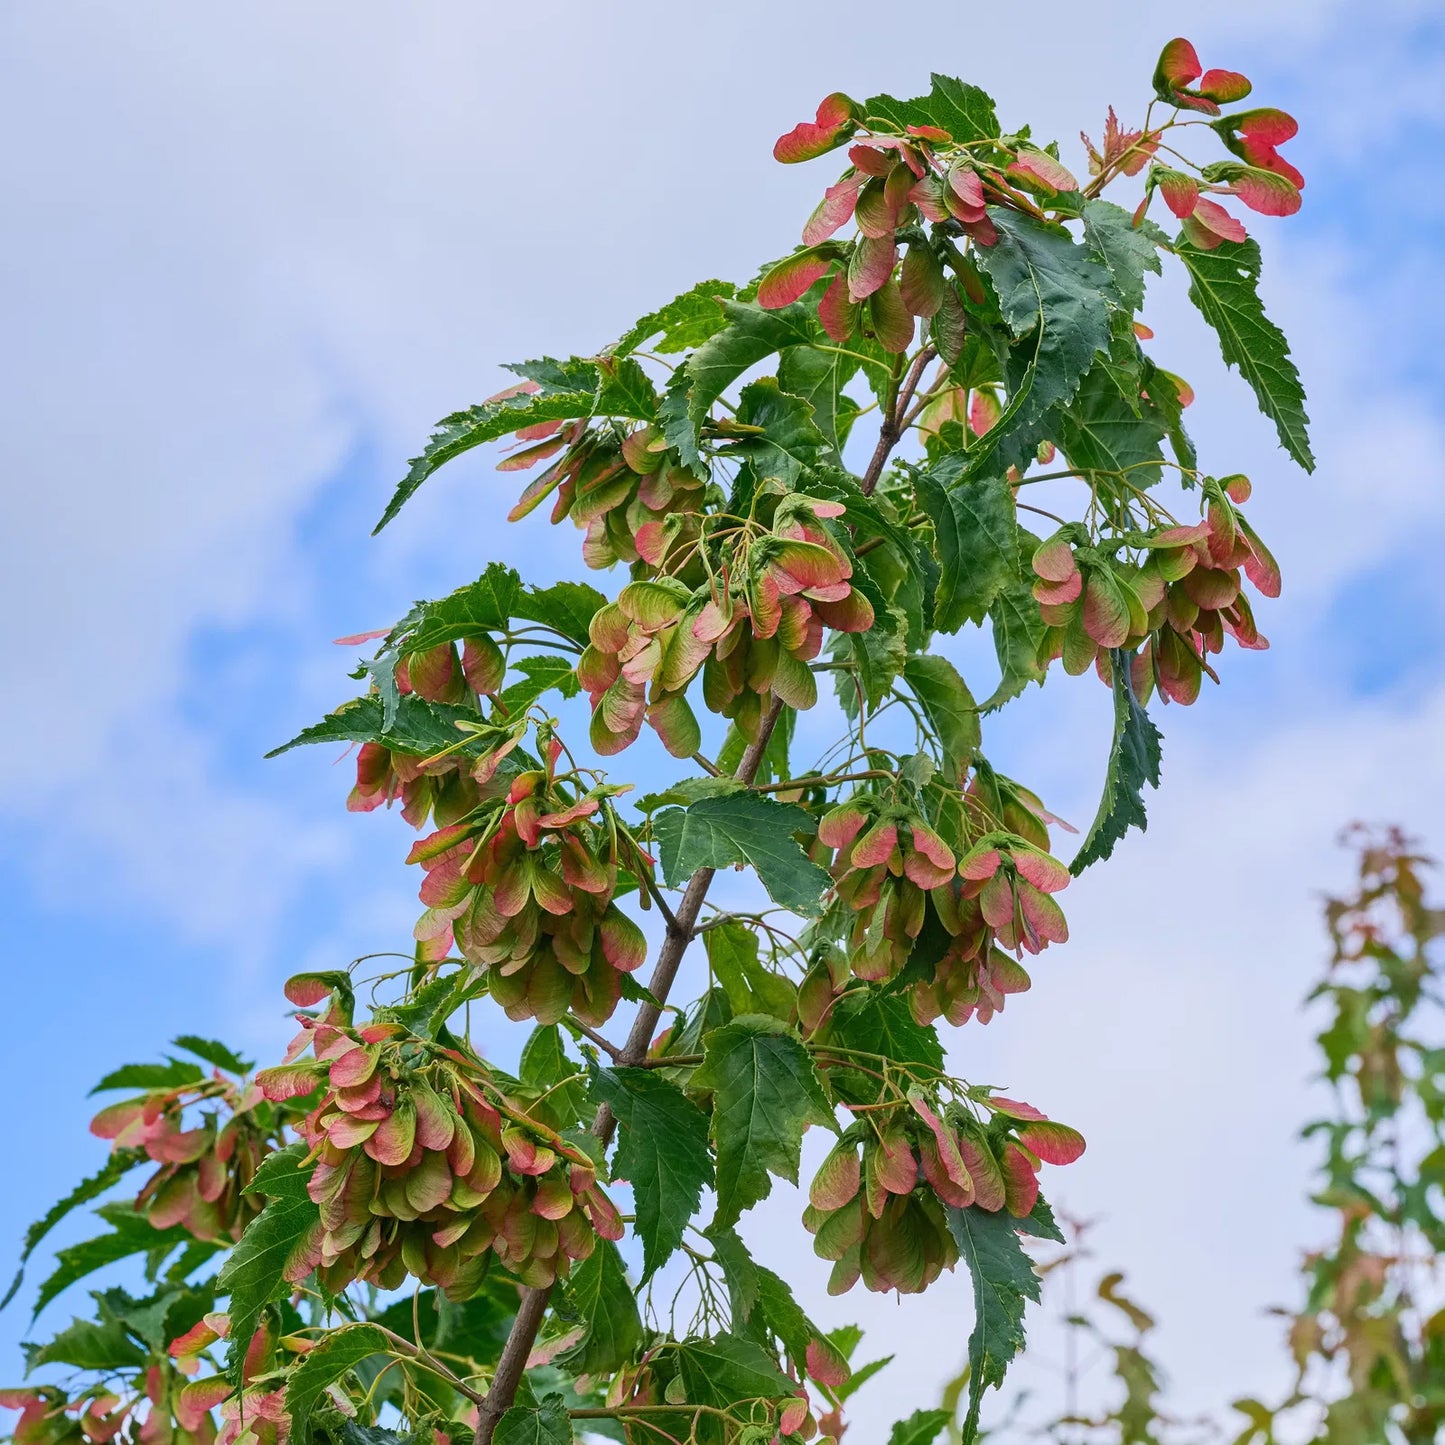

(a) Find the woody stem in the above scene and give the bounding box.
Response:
[471,695,787,1445]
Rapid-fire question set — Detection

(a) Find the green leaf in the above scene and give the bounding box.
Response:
[592,1069,713,1279]
[595,356,660,421]
[265,694,501,761]
[980,573,1049,712]
[500,656,579,715]
[659,301,816,472]
[555,1240,642,1376]
[519,1026,588,1131]
[1051,356,1166,487]
[286,1323,389,1445]
[1069,649,1163,875]
[217,1195,320,1379]
[244,1143,315,1201]
[171,1036,253,1075]
[904,656,980,779]
[24,1312,146,1373]
[692,1016,834,1228]
[375,388,597,533]
[865,75,1000,146]
[392,565,522,655]
[888,1410,952,1445]
[653,793,830,917]
[1017,1194,1065,1244]
[612,280,740,357]
[914,464,1018,631]
[971,210,1112,442]
[778,343,860,460]
[494,1396,574,1445]
[95,1283,213,1352]
[90,1059,204,1094]
[824,992,944,1078]
[833,604,908,717]
[671,1333,794,1414]
[1080,200,1164,313]
[1,1149,146,1310]
[730,378,825,487]
[1174,235,1313,471]
[947,1206,1043,1444]
[31,1209,201,1317]
[514,581,607,648]
[704,922,795,1020]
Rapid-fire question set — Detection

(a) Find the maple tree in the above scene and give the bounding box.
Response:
[3,37,1314,1445]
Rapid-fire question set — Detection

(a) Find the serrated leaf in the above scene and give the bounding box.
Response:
[730,379,826,487]
[613,280,739,358]
[286,1324,389,1445]
[704,922,795,1020]
[2,1150,145,1310]
[971,209,1112,450]
[244,1144,314,1202]
[495,1396,574,1445]
[981,573,1049,712]
[947,1206,1043,1445]
[1080,200,1165,313]
[24,1313,145,1372]
[672,1333,794,1414]
[519,1026,588,1132]
[555,1240,642,1376]
[1069,650,1163,875]
[693,1016,834,1227]
[90,1059,204,1094]
[500,656,579,715]
[1052,356,1166,486]
[658,301,817,472]
[392,565,521,655]
[904,656,980,778]
[265,695,500,762]
[376,389,597,533]
[514,581,607,648]
[653,793,829,917]
[217,1195,320,1380]
[914,463,1018,631]
[777,344,860,461]
[888,1410,952,1445]
[1174,235,1313,471]
[1017,1194,1065,1244]
[821,992,943,1106]
[592,1069,712,1279]
[865,75,1000,146]
[595,356,660,421]
[31,1211,202,1318]
[171,1036,253,1075]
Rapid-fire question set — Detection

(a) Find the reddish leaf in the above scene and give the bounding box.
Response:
[1158,169,1200,219]
[817,271,858,343]
[758,248,836,310]
[1197,68,1252,102]
[847,234,897,301]
[774,93,857,164]
[1180,197,1248,249]
[868,280,914,353]
[802,176,864,246]
[1017,1120,1087,1166]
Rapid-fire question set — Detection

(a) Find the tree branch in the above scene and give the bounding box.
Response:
[860,346,934,496]
[472,695,786,1444]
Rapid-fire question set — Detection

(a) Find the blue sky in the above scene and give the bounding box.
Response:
[3,1,1444,1435]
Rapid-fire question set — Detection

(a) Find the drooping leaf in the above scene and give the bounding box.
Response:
[914,463,1018,631]
[31,1208,204,1318]
[217,1195,321,1380]
[500,656,580,715]
[23,1312,145,1373]
[519,1026,588,1132]
[671,1333,795,1417]
[653,794,830,917]
[888,1410,952,1445]
[612,280,740,357]
[90,1059,204,1094]
[390,565,522,654]
[658,301,817,472]
[1173,235,1313,471]
[514,581,608,648]
[592,1069,713,1279]
[692,1016,834,1227]
[777,344,861,460]
[243,1143,315,1202]
[1080,200,1165,313]
[376,389,597,533]
[555,1240,642,1376]
[981,573,1049,712]
[285,1324,389,1445]
[265,695,502,762]
[171,1036,254,1075]
[1051,356,1166,487]
[494,1395,574,1445]
[971,209,1112,451]
[704,922,795,1020]
[904,656,980,778]
[1069,649,1163,875]
[2,1150,146,1310]
[946,1205,1044,1444]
